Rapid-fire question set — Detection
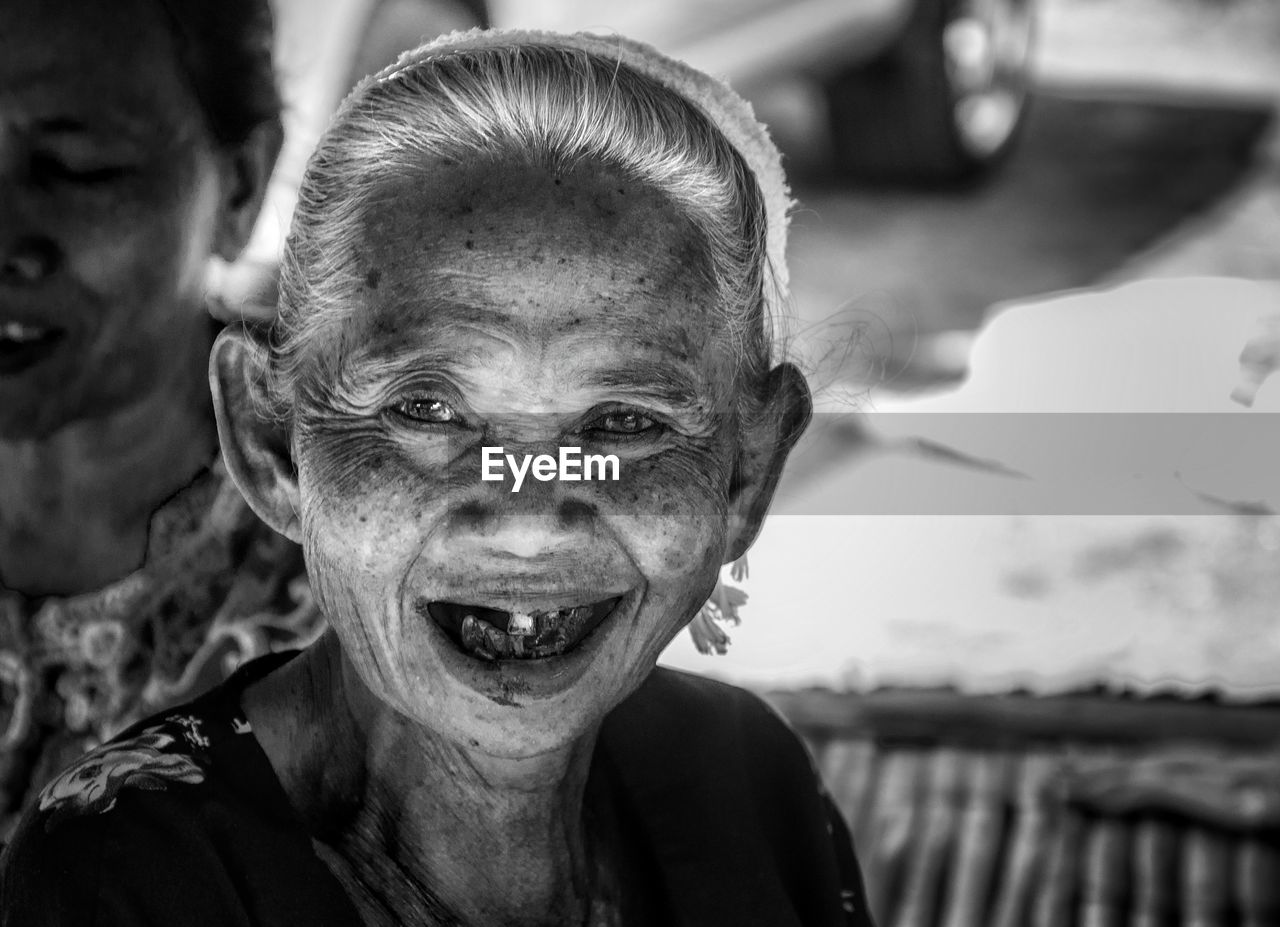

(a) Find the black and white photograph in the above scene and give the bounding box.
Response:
[1,0,1278,924]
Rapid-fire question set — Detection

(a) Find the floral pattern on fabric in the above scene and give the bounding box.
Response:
[36,717,206,830]
[0,460,323,840]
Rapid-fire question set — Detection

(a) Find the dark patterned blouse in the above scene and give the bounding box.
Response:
[0,653,875,926]
[0,462,324,841]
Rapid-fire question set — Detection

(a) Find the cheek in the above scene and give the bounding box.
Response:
[295,434,430,694]
[600,436,735,518]
[297,415,402,507]
[299,424,419,550]
[601,448,733,613]
[293,418,455,608]
[57,156,220,318]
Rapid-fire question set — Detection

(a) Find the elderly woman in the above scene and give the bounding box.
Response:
[0,0,325,837]
[1,31,874,926]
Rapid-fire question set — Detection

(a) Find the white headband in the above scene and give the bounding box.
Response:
[213,27,794,324]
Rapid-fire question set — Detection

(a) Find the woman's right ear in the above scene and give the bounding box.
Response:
[210,326,302,542]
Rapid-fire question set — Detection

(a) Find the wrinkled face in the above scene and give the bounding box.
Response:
[0,0,224,437]
[293,159,745,755]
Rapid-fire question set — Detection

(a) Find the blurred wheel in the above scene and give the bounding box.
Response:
[824,0,1036,183]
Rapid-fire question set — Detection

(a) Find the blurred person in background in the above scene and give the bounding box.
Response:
[0,0,316,840]
[228,0,490,314]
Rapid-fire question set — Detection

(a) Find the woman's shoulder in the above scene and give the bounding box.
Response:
[0,709,245,925]
[26,711,223,833]
[0,653,356,926]
[607,666,833,821]
[601,668,876,926]
[19,651,298,834]
[612,666,813,765]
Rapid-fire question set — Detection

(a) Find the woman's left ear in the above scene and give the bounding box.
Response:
[726,363,812,561]
[212,117,285,262]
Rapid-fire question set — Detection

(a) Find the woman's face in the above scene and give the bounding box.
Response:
[0,0,228,438]
[290,160,754,755]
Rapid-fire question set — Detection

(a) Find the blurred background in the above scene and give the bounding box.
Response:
[257,1,1280,923]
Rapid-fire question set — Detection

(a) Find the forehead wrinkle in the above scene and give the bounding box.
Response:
[589,364,699,407]
[360,289,534,340]
[330,347,474,413]
[328,310,525,407]
[327,340,717,418]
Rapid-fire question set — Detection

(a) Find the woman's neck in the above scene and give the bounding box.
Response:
[0,337,217,597]
[245,633,607,927]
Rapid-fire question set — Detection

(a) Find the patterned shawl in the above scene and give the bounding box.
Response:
[0,461,324,839]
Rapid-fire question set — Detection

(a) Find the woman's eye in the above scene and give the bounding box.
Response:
[589,409,658,436]
[390,397,460,424]
[31,153,131,186]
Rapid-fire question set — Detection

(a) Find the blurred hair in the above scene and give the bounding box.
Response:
[267,40,777,422]
[154,0,281,146]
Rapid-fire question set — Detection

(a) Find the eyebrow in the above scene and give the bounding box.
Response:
[332,350,710,417]
[33,113,159,144]
[587,362,704,411]
[329,347,471,412]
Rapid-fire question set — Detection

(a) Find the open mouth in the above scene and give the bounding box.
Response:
[425,597,623,661]
[0,322,64,374]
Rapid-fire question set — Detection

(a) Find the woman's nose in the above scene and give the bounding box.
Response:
[447,495,597,559]
[0,237,60,286]
[0,137,63,286]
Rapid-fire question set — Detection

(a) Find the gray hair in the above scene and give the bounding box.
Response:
[267,40,778,422]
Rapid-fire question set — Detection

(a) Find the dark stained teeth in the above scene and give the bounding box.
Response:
[484,624,511,657]
[461,615,485,651]
[439,597,623,662]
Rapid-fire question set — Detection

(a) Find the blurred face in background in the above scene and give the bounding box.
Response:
[0,0,234,439]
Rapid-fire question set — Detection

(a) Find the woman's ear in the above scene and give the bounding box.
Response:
[726,363,812,562]
[213,117,285,262]
[210,326,302,542]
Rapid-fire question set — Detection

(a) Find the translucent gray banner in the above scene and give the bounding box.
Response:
[772,412,1280,516]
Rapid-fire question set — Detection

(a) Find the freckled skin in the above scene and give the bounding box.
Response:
[292,160,745,754]
[218,151,809,925]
